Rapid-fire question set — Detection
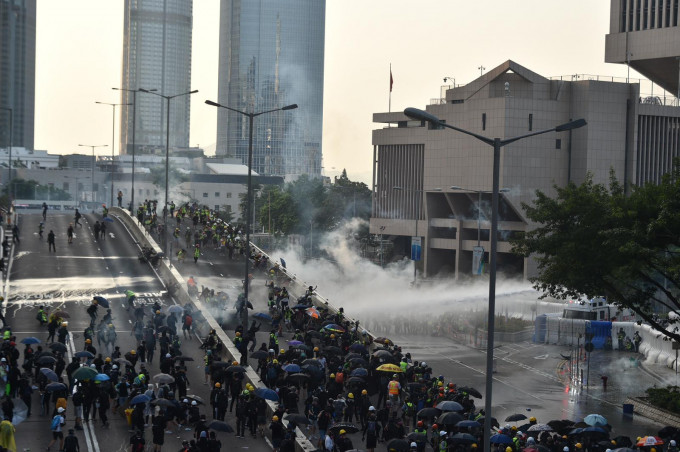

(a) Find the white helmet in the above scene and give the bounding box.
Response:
[369,406,376,411]
[440,431,447,437]
[410,442,417,448]
[672,441,677,447]
[191,400,197,406]
[112,365,118,370]
[564,447,569,452]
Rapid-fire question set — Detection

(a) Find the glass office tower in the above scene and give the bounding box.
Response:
[216,0,325,178]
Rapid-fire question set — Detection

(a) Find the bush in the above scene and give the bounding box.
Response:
[646,386,680,414]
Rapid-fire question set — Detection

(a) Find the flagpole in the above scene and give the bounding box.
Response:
[389,63,392,113]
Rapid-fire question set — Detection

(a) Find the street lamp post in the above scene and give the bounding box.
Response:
[139,89,198,255]
[405,107,586,452]
[78,144,108,203]
[96,101,131,207]
[205,99,298,330]
[113,88,156,211]
[0,107,12,203]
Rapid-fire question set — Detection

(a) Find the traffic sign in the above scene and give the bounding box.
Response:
[411,236,421,261]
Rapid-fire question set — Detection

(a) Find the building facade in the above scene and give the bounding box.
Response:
[119,0,193,155]
[370,60,680,280]
[216,0,325,179]
[0,0,36,151]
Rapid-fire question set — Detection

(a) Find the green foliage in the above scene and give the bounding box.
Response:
[646,386,680,414]
[513,166,680,341]
[5,179,71,200]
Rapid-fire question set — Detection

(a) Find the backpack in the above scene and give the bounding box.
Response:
[367,420,377,433]
[335,372,344,384]
[64,435,79,452]
[50,414,61,430]
[184,315,193,326]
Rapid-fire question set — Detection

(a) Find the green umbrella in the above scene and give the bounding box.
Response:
[72,366,98,381]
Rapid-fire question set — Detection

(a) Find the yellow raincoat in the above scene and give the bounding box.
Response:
[0,419,16,452]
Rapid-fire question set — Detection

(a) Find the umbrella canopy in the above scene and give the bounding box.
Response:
[282,364,301,373]
[45,382,67,392]
[306,330,322,338]
[323,324,345,333]
[288,340,303,346]
[185,395,204,404]
[373,350,393,360]
[568,429,584,436]
[151,399,175,407]
[250,350,269,360]
[306,307,320,319]
[637,436,664,447]
[254,388,279,402]
[37,356,57,365]
[350,368,368,377]
[345,376,365,386]
[348,357,368,367]
[436,401,464,412]
[226,366,246,374]
[613,437,633,448]
[329,423,360,434]
[94,374,110,381]
[437,412,464,426]
[207,420,234,432]
[506,413,528,422]
[477,417,500,429]
[40,368,59,382]
[490,434,514,445]
[49,342,67,353]
[458,386,483,399]
[72,367,97,381]
[658,427,679,438]
[456,420,481,428]
[584,414,608,427]
[376,363,402,373]
[301,365,324,377]
[253,312,272,322]
[349,343,367,354]
[74,351,94,359]
[153,373,175,384]
[286,373,310,383]
[284,413,310,425]
[386,438,409,452]
[451,433,477,444]
[528,424,553,432]
[93,296,110,308]
[613,449,637,452]
[20,337,40,345]
[323,346,342,355]
[407,431,428,443]
[301,359,322,367]
[115,358,133,367]
[292,344,312,352]
[103,217,114,223]
[131,394,151,405]
[11,398,28,425]
[375,337,393,346]
[583,426,608,434]
[417,407,441,419]
[53,310,70,318]
[167,305,183,314]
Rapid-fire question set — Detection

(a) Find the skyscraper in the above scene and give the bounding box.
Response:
[216,0,325,178]
[119,0,193,155]
[0,0,36,151]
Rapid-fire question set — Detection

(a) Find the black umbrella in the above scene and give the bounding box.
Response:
[284,413,310,425]
[345,377,365,386]
[207,420,234,433]
[45,382,67,392]
[302,359,322,367]
[292,344,312,352]
[301,365,324,377]
[506,413,527,422]
[438,412,464,426]
[348,358,368,367]
[386,438,409,452]
[37,356,56,365]
[37,351,55,358]
[49,343,67,353]
[226,366,246,373]
[477,417,500,429]
[436,401,464,412]
[458,386,483,399]
[417,407,440,419]
[250,350,269,360]
[151,399,175,407]
[407,382,425,392]
[323,346,342,355]
[115,358,133,367]
[213,361,231,368]
[451,433,477,444]
[329,423,360,434]
[185,394,204,404]
[372,350,392,359]
[305,330,322,338]
[407,431,428,443]
[613,436,633,447]
[345,353,363,362]
[659,427,678,438]
[286,373,310,383]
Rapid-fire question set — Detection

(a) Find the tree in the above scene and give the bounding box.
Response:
[512,168,680,341]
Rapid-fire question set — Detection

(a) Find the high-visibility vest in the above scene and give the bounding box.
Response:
[400,361,408,372]
[388,380,400,395]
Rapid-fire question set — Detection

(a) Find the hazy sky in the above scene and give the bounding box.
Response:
[34,1,651,184]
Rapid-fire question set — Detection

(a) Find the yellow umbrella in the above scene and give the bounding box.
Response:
[376,363,403,373]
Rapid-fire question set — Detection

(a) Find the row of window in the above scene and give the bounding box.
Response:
[203,192,232,198]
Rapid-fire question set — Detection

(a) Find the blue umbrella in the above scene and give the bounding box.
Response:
[437,401,464,412]
[288,340,303,346]
[292,304,309,310]
[93,296,110,308]
[253,312,272,322]
[45,382,67,393]
[349,343,367,354]
[254,387,279,402]
[584,414,608,427]
[568,428,584,436]
[456,420,481,428]
[490,434,513,445]
[130,394,151,405]
[40,368,58,382]
[103,217,114,223]
[20,337,40,345]
[94,373,110,381]
[282,364,301,373]
[167,305,183,314]
[75,351,94,359]
[582,426,608,434]
[350,368,368,377]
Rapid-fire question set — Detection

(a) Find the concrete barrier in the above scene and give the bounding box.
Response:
[110,207,316,452]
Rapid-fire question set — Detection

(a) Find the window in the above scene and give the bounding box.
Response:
[215,192,220,197]
[63,183,69,191]
[482,113,486,131]
[555,139,562,150]
[226,193,232,198]
[225,205,232,212]
[203,193,208,198]
[528,114,533,131]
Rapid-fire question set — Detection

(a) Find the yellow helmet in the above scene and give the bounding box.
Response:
[529,417,536,422]
[215,383,221,388]
[272,416,279,421]
[280,348,285,354]
[156,310,160,314]
[330,373,335,379]
[330,334,335,339]
[105,357,111,363]
[575,444,583,449]
[362,389,368,395]
[339,429,346,435]
[61,322,67,327]
[313,347,319,352]
[438,381,443,387]
[232,360,239,366]
[384,339,390,344]
[348,393,354,399]
[85,339,92,344]
[471,445,477,449]
[131,350,136,354]
[272,359,278,364]
[235,332,241,337]
[506,448,513,452]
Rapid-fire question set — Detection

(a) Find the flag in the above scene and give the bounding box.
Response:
[390,69,394,92]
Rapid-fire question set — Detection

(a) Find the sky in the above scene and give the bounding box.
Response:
[34,0,654,185]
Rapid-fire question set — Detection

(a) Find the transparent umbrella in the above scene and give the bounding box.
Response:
[11,398,28,425]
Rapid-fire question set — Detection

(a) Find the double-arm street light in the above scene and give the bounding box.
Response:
[404,107,586,452]
[392,186,442,285]
[0,107,12,201]
[205,99,298,330]
[140,89,198,255]
[112,88,157,212]
[78,144,108,202]
[96,101,132,207]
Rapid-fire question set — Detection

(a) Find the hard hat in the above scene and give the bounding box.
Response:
[438,381,443,387]
[272,359,278,364]
[384,339,390,344]
[529,417,536,422]
[313,347,319,352]
[362,389,368,395]
[280,348,285,354]
[564,447,570,452]
[348,393,354,399]
[85,339,91,344]
[421,361,427,367]
[232,361,239,366]
[235,332,241,337]
[90,364,96,368]
[410,442,417,448]
[448,383,454,388]
[105,357,111,362]
[269,349,274,353]
[131,350,136,354]
[166,353,172,358]
[369,406,376,411]
[339,429,346,435]
[671,441,677,447]
[506,448,513,452]
[58,407,65,413]
[112,365,118,369]
[330,334,335,339]
[330,373,335,378]
[215,383,221,388]
[471,444,477,449]
[432,424,438,430]
[575,444,582,449]
[92,300,98,304]
[183,399,189,403]
[61,322,67,326]
[417,420,424,427]
[651,449,657,452]
[156,310,160,314]
[440,431,447,437]
[272,416,279,421]
[393,374,398,378]
[511,426,517,431]
[191,400,197,406]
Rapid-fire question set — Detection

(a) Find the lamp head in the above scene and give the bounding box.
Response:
[404,107,442,125]
[555,118,587,132]
[205,100,221,108]
[282,104,298,111]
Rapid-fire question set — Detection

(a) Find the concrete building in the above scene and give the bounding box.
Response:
[216,0,325,179]
[605,0,680,99]
[0,0,36,151]
[369,60,680,279]
[119,0,193,156]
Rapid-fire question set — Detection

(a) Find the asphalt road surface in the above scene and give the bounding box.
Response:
[6,212,272,452]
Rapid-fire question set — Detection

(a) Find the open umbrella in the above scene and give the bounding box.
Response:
[250,350,269,360]
[302,365,324,378]
[286,373,310,383]
[302,359,322,367]
[253,312,272,322]
[306,330,322,338]
[323,346,342,355]
[457,420,481,429]
[288,340,303,346]
[417,407,440,419]
[11,398,28,425]
[506,414,527,422]
[186,395,204,404]
[72,367,97,381]
[53,310,70,319]
[254,388,279,402]
[477,417,500,429]
[528,424,553,432]
[376,363,402,373]
[153,373,175,384]
[458,386,483,399]
[115,358,133,367]
[94,374,110,381]
[323,324,345,333]
[451,433,477,444]
[74,351,94,359]
[350,368,368,377]
[373,350,393,360]
[45,382,67,392]
[345,377,365,386]
[40,368,59,382]
[612,449,637,452]
[584,414,608,427]
[93,296,110,308]
[345,353,363,361]
[330,423,360,434]
[613,437,633,448]
[386,438,409,452]
[407,431,428,443]
[20,337,40,345]
[167,305,183,314]
[658,427,679,438]
[436,401,464,412]
[637,437,664,447]
[151,399,175,407]
[438,412,464,426]
[348,358,368,367]
[131,394,151,405]
[349,343,367,354]
[37,356,57,365]
[49,342,67,353]
[490,434,514,445]
[375,337,393,346]
[207,420,234,432]
[306,307,320,319]
[568,428,584,436]
[284,413,310,425]
[226,366,246,374]
[583,427,609,437]
[282,364,301,373]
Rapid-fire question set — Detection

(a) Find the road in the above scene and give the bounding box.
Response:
[7,212,272,452]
